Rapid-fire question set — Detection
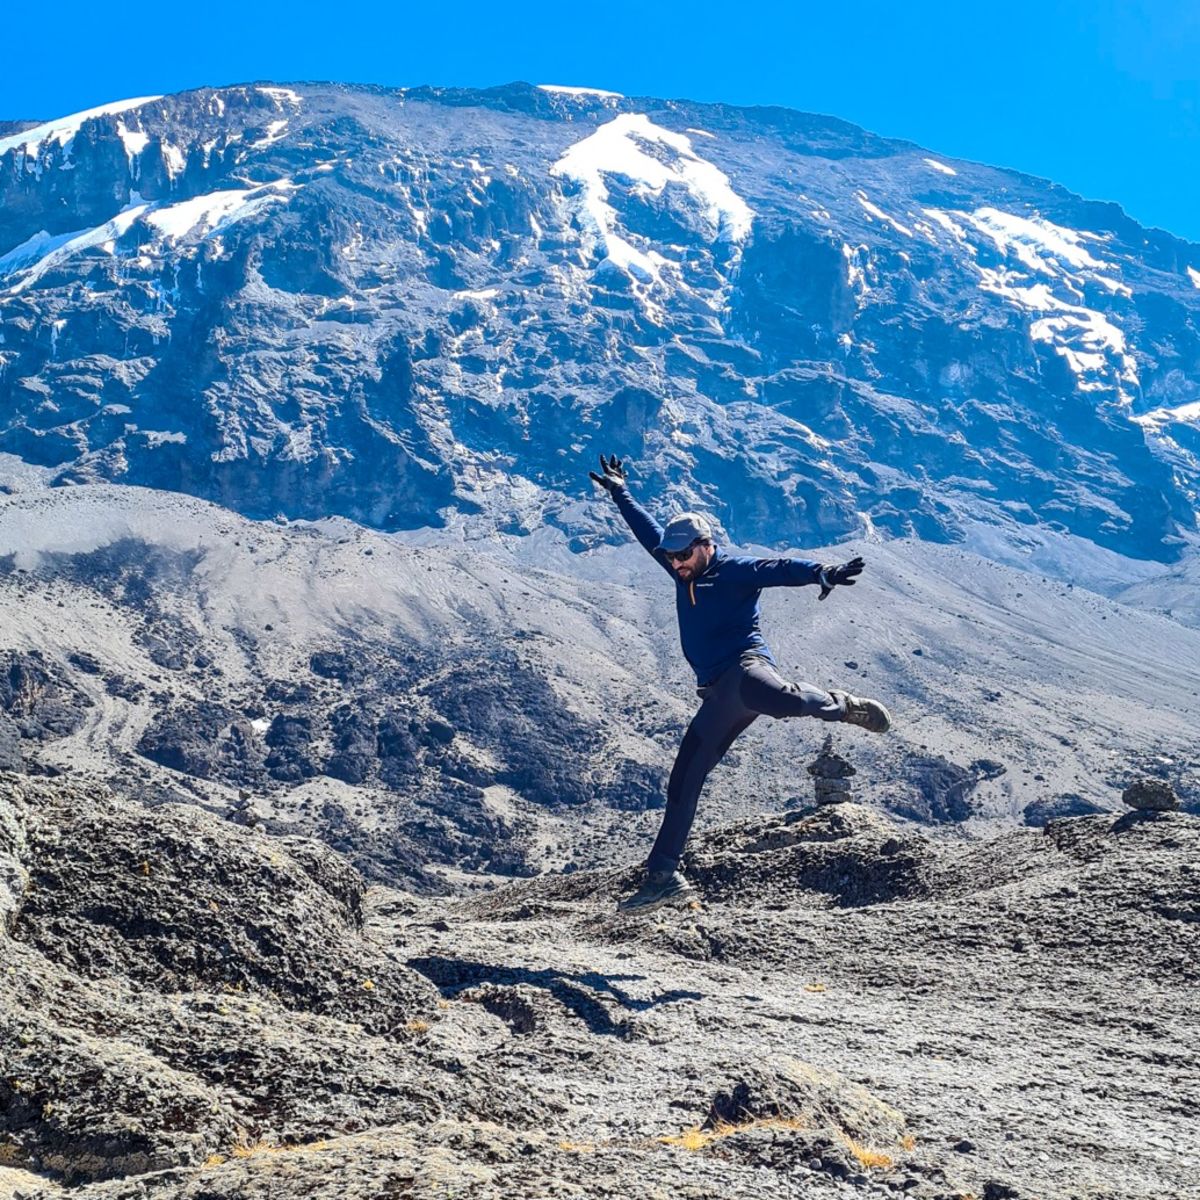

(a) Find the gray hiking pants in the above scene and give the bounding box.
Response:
[645,652,843,874]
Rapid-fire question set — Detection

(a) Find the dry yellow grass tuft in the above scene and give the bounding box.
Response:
[900,1133,916,1151]
[0,1142,25,1167]
[557,1140,596,1153]
[839,1131,894,1169]
[658,1115,809,1151]
[228,1138,329,1161]
[406,1018,430,1034]
[658,1124,723,1151]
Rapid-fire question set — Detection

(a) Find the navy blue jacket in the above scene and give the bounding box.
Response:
[611,485,823,684]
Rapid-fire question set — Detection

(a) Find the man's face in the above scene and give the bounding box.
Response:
[666,539,713,581]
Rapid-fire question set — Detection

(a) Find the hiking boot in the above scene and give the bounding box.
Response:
[618,869,695,912]
[830,690,892,733]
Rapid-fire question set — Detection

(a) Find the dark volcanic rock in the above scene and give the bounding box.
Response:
[889,753,980,823]
[0,713,22,772]
[1023,792,1108,827]
[1,996,238,1184]
[264,713,319,781]
[3,775,1198,1198]
[1122,777,1180,812]
[424,652,663,810]
[686,803,933,909]
[136,699,235,779]
[0,774,474,1186]
[9,775,436,1030]
[310,649,357,681]
[325,703,377,784]
[0,649,91,741]
[705,1056,907,1142]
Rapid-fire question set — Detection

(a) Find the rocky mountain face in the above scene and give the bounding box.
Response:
[1,82,1199,567]
[2,772,1196,1199]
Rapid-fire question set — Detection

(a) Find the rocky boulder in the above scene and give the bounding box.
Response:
[7,775,436,1031]
[0,774,460,1185]
[1121,778,1180,812]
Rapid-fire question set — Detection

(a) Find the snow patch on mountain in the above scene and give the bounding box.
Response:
[843,243,870,300]
[856,191,914,237]
[921,208,969,243]
[974,266,1136,394]
[924,157,957,176]
[115,119,150,168]
[537,84,624,100]
[1132,400,1200,429]
[1187,267,1200,289]
[916,205,1136,397]
[161,142,187,179]
[0,229,84,276]
[145,181,299,241]
[257,87,303,110]
[963,208,1112,276]
[250,119,289,149]
[0,96,162,159]
[1,183,299,291]
[1030,309,1135,392]
[550,113,753,303]
[3,204,150,293]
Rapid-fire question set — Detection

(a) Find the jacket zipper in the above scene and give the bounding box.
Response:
[689,581,696,606]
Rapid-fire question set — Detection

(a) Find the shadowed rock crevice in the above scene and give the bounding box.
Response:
[407,956,701,1039]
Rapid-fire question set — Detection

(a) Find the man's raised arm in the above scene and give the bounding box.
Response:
[718,554,866,599]
[589,453,669,564]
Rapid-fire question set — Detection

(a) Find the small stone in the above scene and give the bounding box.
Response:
[953,1138,976,1152]
[1122,778,1179,812]
[984,1183,1022,1200]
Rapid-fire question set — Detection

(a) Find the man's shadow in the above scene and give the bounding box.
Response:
[407,956,703,1038]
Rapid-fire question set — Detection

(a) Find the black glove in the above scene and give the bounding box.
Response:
[589,453,627,494]
[818,555,864,600]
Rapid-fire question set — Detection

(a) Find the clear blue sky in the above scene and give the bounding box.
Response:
[6,0,1199,243]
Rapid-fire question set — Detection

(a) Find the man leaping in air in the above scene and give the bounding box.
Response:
[591,454,892,912]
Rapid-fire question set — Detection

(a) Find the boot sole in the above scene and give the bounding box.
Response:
[617,886,696,913]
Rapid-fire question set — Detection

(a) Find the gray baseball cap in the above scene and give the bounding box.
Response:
[657,512,714,552]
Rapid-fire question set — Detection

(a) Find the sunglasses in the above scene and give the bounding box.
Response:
[664,540,701,564]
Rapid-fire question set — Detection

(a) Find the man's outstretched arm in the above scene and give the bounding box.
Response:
[719,554,865,599]
[589,454,671,567]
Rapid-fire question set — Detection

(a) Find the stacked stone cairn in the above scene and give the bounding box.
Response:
[226,788,266,831]
[807,734,856,806]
